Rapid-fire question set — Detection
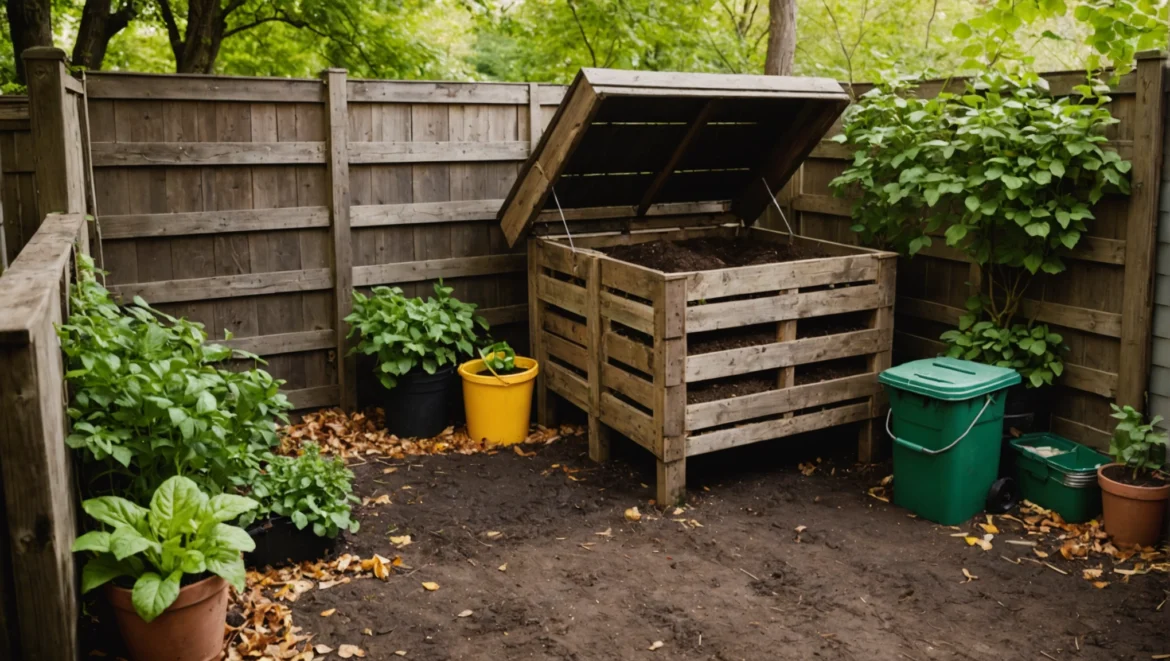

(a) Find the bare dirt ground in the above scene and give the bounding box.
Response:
[292,429,1170,661]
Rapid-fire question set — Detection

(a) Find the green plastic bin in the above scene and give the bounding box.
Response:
[1010,432,1107,523]
[879,358,1021,525]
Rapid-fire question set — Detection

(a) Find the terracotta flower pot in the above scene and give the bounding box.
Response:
[1097,463,1170,548]
[106,575,228,661]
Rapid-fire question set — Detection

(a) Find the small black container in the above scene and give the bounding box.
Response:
[246,516,336,568]
[999,383,1052,477]
[384,364,458,438]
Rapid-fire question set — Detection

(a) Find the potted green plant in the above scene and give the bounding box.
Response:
[240,442,360,567]
[458,341,540,446]
[1098,404,1170,547]
[72,476,257,661]
[346,281,487,438]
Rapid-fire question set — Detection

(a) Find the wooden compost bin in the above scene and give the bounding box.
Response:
[497,69,897,504]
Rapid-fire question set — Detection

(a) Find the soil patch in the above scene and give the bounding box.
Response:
[603,237,825,273]
[1101,463,1170,489]
[687,371,778,404]
[286,434,1169,661]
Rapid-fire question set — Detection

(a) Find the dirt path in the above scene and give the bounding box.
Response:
[294,433,1169,660]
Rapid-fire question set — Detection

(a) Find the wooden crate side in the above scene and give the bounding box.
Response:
[531,237,598,421]
[686,373,881,430]
[599,392,656,452]
[687,402,872,457]
[684,328,892,383]
[685,253,881,302]
[686,281,892,332]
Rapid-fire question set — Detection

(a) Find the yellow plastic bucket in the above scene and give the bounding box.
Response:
[458,356,539,446]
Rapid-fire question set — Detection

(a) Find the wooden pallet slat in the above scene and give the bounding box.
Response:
[90,141,326,166]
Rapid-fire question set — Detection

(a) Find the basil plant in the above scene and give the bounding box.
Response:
[72,476,257,623]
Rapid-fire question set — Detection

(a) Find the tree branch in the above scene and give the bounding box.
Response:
[155,0,184,57]
[565,0,597,67]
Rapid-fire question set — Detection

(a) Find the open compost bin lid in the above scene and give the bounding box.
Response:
[496,68,851,247]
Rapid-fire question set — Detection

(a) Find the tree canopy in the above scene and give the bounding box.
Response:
[0,0,1164,91]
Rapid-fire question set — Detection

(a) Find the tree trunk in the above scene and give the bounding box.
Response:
[173,0,227,73]
[764,0,796,75]
[5,0,52,84]
[72,0,136,71]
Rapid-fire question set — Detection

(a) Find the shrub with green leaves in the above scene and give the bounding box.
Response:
[59,256,292,502]
[346,281,487,389]
[1108,404,1168,480]
[240,442,359,539]
[72,476,257,623]
[831,71,1127,385]
[941,317,1066,388]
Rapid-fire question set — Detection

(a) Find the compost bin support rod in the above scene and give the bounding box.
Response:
[762,177,794,237]
[550,187,576,253]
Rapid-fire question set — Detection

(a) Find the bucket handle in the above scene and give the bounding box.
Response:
[885,394,995,456]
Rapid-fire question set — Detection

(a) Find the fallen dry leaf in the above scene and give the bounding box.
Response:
[457,610,473,618]
[389,535,412,549]
[485,531,503,540]
[1082,568,1103,580]
[595,528,613,537]
[625,507,642,522]
[320,608,337,617]
[795,525,808,534]
[961,568,978,583]
[382,466,398,474]
[498,563,507,572]
[315,645,334,654]
[394,652,407,657]
[513,445,536,457]
[422,581,440,592]
[649,641,665,651]
[965,536,993,551]
[1092,581,1109,589]
[338,644,366,658]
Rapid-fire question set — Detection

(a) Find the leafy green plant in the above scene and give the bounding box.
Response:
[941,316,1066,388]
[240,442,359,539]
[478,341,517,376]
[72,476,257,623]
[59,256,292,503]
[346,281,487,389]
[830,71,1127,384]
[1108,404,1168,479]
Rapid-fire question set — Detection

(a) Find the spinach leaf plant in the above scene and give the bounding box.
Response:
[240,442,360,538]
[1109,404,1168,480]
[830,71,1129,386]
[478,341,517,376]
[346,280,487,389]
[59,256,292,502]
[72,476,257,623]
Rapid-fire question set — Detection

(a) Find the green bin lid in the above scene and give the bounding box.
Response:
[1011,432,1108,474]
[878,357,1021,401]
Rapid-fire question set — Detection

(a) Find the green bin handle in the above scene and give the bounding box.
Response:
[885,394,995,456]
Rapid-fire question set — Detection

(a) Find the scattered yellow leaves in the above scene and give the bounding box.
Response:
[315,644,334,654]
[389,535,412,549]
[964,535,993,551]
[1082,568,1103,580]
[279,408,580,459]
[362,494,391,507]
[961,568,978,583]
[320,608,337,617]
[649,641,665,651]
[457,609,473,618]
[338,644,366,658]
[513,445,536,457]
[625,507,642,522]
[422,581,440,592]
[867,486,890,503]
[498,563,508,572]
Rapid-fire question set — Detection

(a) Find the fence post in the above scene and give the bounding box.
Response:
[322,69,356,410]
[0,213,86,661]
[23,48,87,227]
[1118,51,1168,411]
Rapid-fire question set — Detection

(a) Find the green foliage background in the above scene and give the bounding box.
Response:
[0,0,1162,89]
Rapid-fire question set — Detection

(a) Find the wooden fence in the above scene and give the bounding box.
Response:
[0,212,87,660]
[7,47,1167,443]
[39,59,569,411]
[769,53,1168,448]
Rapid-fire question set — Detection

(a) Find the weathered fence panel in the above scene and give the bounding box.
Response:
[0,211,87,661]
[765,54,1168,448]
[70,63,566,411]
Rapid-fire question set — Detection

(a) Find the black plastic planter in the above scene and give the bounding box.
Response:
[246,517,336,568]
[999,384,1052,477]
[384,364,458,438]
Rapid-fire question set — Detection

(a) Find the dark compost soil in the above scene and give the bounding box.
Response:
[292,434,1170,660]
[603,237,825,273]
